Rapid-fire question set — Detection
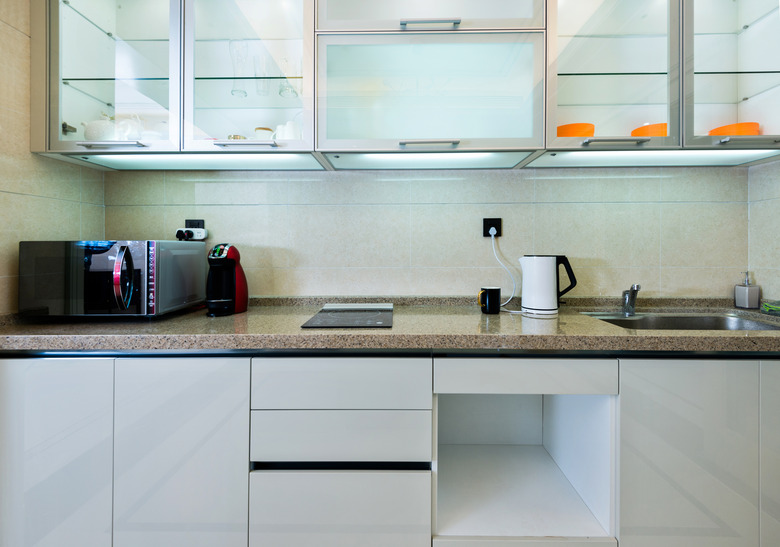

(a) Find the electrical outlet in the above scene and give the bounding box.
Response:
[175,228,208,241]
[185,219,205,229]
[483,218,502,237]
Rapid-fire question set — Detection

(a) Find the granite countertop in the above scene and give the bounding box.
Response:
[3,298,780,355]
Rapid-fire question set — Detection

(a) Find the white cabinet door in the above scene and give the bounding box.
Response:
[761,361,780,546]
[317,32,545,152]
[317,0,544,31]
[113,357,250,547]
[619,359,759,547]
[0,358,114,547]
[249,470,431,547]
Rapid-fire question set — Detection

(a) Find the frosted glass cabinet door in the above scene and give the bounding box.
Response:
[113,358,250,547]
[317,0,544,31]
[619,359,759,547]
[547,0,680,149]
[42,0,180,152]
[683,0,780,148]
[0,358,114,547]
[317,32,545,151]
[183,0,314,151]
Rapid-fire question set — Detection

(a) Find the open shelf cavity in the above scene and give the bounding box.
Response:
[434,394,616,543]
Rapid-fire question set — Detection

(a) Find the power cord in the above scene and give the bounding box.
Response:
[489,227,518,309]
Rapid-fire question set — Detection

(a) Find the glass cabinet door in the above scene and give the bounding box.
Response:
[184,0,314,151]
[317,0,544,31]
[50,0,180,152]
[547,0,680,149]
[684,0,780,148]
[317,33,545,152]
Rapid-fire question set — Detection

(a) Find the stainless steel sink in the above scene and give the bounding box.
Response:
[584,312,780,331]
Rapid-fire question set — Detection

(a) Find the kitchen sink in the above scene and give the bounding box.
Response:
[584,312,780,331]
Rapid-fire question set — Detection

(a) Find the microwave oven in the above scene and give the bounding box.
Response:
[18,240,207,317]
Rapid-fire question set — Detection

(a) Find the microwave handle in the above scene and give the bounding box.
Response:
[112,245,135,310]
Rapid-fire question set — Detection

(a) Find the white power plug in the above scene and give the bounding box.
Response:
[175,228,208,241]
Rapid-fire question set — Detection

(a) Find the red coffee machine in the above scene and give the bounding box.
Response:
[206,243,248,316]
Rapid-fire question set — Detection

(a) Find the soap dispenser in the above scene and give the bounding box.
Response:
[735,271,760,309]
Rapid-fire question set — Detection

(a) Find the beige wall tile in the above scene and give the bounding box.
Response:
[533,167,661,203]
[0,19,29,115]
[749,160,780,202]
[752,268,780,302]
[749,199,780,270]
[165,171,289,205]
[660,166,748,202]
[288,171,409,205]
[81,168,105,205]
[81,204,105,239]
[105,206,165,240]
[0,276,16,315]
[0,0,29,35]
[104,172,165,205]
[410,169,534,204]
[660,267,746,298]
[661,202,748,268]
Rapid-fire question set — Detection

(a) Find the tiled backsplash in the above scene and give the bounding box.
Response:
[103,166,756,301]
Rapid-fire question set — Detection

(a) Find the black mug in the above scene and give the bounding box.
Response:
[478,287,501,314]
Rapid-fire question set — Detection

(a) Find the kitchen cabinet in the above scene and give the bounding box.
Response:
[432,357,618,546]
[761,361,780,546]
[546,0,680,149]
[31,0,181,153]
[248,356,432,547]
[183,0,314,151]
[683,0,780,148]
[316,32,545,154]
[0,358,114,547]
[619,359,759,547]
[113,357,249,547]
[316,0,544,31]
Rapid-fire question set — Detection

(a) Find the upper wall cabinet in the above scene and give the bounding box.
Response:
[547,0,681,149]
[316,32,545,153]
[183,0,314,151]
[684,0,780,148]
[32,0,181,153]
[316,0,545,31]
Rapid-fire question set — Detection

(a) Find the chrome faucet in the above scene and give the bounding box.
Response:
[622,284,641,317]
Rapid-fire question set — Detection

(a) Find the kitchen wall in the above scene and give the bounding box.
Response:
[3,0,780,315]
[103,166,754,301]
[0,1,105,315]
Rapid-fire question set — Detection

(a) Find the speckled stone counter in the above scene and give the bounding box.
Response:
[3,300,780,355]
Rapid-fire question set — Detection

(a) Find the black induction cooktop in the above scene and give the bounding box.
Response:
[301,303,393,329]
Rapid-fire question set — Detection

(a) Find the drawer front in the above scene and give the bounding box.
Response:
[434,358,618,394]
[250,410,432,461]
[250,470,431,547]
[251,357,432,410]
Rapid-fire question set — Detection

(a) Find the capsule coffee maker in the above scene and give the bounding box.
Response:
[206,243,248,316]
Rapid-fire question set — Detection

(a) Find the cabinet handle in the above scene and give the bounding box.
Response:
[581,137,651,146]
[399,139,461,147]
[76,141,148,148]
[400,18,461,27]
[719,136,780,145]
[213,140,279,148]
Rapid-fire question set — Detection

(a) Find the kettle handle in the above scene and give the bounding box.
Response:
[556,256,577,298]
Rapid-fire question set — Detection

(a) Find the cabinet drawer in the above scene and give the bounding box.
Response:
[249,470,431,547]
[250,410,432,461]
[251,357,432,409]
[434,358,618,394]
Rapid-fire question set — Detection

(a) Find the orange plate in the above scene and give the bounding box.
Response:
[631,123,667,137]
[708,122,760,136]
[557,123,595,137]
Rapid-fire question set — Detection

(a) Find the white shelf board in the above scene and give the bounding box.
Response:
[436,444,611,539]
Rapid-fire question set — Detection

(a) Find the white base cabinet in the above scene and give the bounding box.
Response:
[0,358,114,547]
[619,359,760,547]
[249,470,431,547]
[113,357,250,547]
[762,361,780,546]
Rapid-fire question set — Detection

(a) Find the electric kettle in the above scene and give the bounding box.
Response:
[518,255,577,316]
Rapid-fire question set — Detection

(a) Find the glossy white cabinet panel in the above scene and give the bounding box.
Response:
[251,357,432,409]
[0,358,114,547]
[250,409,432,461]
[113,358,250,547]
[317,0,544,31]
[434,538,615,546]
[249,470,431,547]
[761,361,780,545]
[619,359,759,547]
[434,358,618,394]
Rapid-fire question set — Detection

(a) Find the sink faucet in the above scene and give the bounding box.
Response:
[622,284,641,317]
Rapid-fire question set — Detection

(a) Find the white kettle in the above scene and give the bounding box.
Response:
[518,255,577,316]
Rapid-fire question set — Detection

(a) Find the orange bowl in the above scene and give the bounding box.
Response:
[557,123,595,137]
[631,123,667,137]
[708,122,760,136]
